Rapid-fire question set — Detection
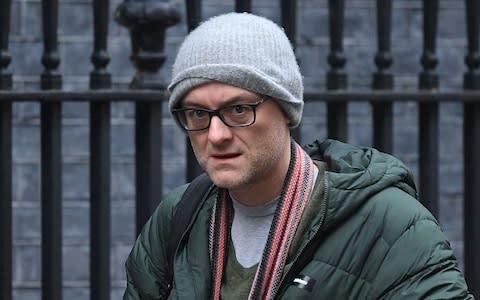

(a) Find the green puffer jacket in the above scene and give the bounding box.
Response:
[123,139,474,299]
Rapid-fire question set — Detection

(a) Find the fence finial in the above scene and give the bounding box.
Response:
[115,1,180,89]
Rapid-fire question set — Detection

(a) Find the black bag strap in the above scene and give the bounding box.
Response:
[166,173,213,288]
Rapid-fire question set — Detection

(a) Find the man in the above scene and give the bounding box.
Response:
[123,13,474,299]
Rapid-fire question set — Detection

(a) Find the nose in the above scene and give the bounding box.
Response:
[208,115,233,144]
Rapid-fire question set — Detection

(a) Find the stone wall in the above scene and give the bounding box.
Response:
[9,0,466,298]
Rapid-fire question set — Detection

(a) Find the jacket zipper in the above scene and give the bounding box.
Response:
[275,173,330,298]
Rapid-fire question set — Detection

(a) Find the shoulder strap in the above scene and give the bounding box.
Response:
[166,173,213,286]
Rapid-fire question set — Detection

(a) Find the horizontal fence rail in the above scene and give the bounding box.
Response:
[1,0,479,299]
[3,90,480,102]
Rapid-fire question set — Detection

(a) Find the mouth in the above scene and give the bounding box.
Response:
[210,153,241,160]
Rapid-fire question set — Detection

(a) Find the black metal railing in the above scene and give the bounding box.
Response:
[372,0,393,154]
[0,0,479,299]
[0,0,13,298]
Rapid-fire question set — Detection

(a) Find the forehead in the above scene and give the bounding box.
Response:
[182,82,258,107]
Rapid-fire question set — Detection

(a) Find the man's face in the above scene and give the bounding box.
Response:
[182,82,291,191]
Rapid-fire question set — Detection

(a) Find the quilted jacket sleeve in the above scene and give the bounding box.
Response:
[123,185,187,300]
[372,216,474,299]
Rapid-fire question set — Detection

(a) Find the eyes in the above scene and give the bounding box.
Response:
[231,105,248,115]
[187,104,250,120]
[172,96,268,131]
[188,109,209,119]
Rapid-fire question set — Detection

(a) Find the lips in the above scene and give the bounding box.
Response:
[210,153,241,160]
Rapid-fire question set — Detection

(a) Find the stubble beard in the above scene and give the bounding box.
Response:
[195,138,286,191]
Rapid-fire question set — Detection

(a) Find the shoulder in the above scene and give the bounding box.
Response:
[361,186,437,246]
[128,183,189,260]
[123,184,188,298]
[159,184,189,216]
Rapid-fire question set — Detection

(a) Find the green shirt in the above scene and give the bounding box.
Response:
[221,240,258,299]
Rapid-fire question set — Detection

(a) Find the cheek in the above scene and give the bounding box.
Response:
[256,118,290,142]
[246,124,288,154]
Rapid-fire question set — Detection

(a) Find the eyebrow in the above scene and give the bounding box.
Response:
[182,94,260,108]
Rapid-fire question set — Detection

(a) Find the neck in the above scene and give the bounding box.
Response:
[229,141,292,206]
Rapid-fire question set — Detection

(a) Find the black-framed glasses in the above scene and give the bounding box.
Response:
[172,96,268,131]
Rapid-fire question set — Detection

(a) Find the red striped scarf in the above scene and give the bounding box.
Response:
[209,141,315,300]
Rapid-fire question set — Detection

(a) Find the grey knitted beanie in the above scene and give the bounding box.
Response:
[168,12,304,127]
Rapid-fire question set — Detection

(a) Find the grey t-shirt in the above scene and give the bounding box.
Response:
[230,166,319,268]
[230,196,279,268]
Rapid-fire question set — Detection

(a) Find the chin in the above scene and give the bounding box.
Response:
[208,171,246,190]
[210,177,237,189]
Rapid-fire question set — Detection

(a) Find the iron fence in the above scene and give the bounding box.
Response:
[0,0,479,299]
